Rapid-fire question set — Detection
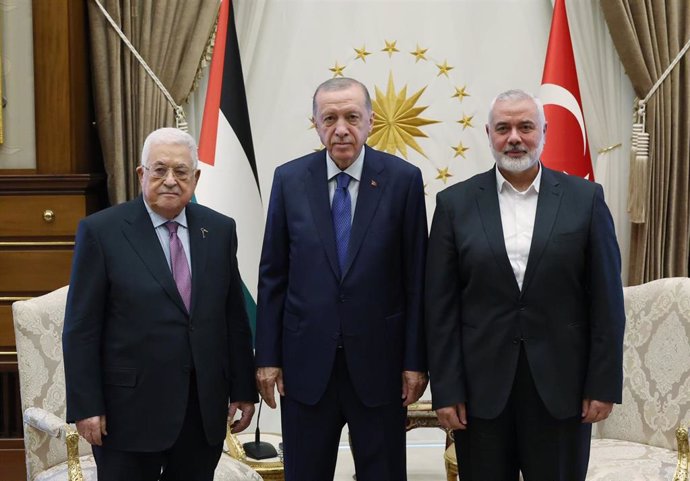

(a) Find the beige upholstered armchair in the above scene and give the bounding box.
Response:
[13,286,262,481]
[588,277,690,480]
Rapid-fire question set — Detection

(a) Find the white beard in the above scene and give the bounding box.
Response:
[491,138,544,173]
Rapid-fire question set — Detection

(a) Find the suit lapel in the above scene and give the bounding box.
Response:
[121,198,189,314]
[475,168,520,294]
[522,167,562,294]
[343,146,384,279]
[305,152,341,279]
[186,204,208,316]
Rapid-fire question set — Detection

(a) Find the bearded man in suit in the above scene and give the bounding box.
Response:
[425,89,625,481]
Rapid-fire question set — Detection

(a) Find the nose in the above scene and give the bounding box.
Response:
[163,169,178,186]
[334,119,349,138]
[507,127,521,145]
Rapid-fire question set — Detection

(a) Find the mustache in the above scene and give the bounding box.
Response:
[504,147,528,155]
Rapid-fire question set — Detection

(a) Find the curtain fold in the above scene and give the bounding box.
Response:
[601,0,690,285]
[566,0,634,284]
[88,0,220,204]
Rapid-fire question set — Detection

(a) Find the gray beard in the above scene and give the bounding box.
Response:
[491,142,543,173]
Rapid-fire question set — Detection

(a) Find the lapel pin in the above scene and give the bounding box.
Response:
[200,228,208,238]
[370,179,378,187]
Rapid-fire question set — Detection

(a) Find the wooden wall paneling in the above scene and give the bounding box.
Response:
[0,249,73,295]
[32,0,101,175]
[31,0,70,174]
[0,304,20,347]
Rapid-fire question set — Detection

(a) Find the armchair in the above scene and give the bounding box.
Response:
[588,277,690,480]
[12,286,262,481]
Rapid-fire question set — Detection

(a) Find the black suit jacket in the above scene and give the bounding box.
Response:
[63,197,257,451]
[255,145,428,407]
[425,166,625,419]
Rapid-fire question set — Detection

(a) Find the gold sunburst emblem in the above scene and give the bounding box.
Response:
[322,39,476,192]
[368,73,440,159]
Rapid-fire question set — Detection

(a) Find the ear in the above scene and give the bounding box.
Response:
[136,165,145,184]
[368,110,375,134]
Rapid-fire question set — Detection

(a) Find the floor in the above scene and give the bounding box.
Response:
[333,429,450,481]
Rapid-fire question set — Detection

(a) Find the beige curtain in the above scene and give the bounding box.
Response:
[88,0,219,204]
[601,0,690,285]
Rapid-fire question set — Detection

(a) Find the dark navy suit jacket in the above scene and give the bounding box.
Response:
[63,197,257,451]
[256,145,428,407]
[425,166,625,420]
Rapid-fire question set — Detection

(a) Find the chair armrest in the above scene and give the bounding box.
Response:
[23,407,86,481]
[675,426,689,481]
[23,407,66,438]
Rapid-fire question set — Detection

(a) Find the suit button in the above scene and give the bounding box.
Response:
[512,338,520,345]
[339,295,345,303]
[189,325,195,332]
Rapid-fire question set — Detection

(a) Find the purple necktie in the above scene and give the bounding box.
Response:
[166,222,192,312]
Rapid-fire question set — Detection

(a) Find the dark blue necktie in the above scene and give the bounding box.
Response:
[332,172,352,275]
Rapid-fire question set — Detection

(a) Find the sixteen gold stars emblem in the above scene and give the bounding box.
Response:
[322,41,475,188]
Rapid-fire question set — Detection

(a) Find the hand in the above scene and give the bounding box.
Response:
[581,399,613,423]
[401,370,428,407]
[436,403,467,431]
[76,415,107,445]
[228,401,255,433]
[256,367,284,408]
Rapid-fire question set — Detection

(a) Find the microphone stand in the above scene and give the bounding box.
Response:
[242,398,278,460]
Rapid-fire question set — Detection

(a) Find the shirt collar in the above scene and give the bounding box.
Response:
[326,147,365,182]
[496,162,542,195]
[142,197,189,229]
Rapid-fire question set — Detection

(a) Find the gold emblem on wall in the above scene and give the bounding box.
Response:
[323,40,476,187]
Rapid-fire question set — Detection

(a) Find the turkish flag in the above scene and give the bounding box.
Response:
[539,0,594,180]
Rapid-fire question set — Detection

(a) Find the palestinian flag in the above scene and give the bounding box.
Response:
[196,0,263,336]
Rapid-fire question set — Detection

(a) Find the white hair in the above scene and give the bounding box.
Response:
[488,89,546,130]
[140,127,199,168]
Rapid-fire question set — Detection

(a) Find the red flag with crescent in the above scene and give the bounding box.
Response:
[540,0,594,180]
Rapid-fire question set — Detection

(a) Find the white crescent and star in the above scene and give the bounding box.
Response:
[539,83,587,156]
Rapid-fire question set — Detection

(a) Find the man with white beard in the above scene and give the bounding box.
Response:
[424,90,625,480]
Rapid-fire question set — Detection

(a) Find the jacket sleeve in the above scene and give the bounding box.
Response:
[425,193,467,410]
[226,220,259,403]
[583,184,625,403]
[62,220,108,423]
[255,168,289,368]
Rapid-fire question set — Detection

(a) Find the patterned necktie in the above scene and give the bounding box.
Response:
[166,221,192,312]
[332,172,352,275]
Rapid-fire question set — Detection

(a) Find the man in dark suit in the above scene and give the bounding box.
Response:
[255,77,428,481]
[62,127,257,481]
[425,89,625,481]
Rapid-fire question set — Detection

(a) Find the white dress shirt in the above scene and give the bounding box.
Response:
[495,165,542,290]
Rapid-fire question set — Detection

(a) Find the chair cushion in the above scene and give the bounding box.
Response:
[33,455,97,481]
[215,453,264,481]
[587,438,678,480]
